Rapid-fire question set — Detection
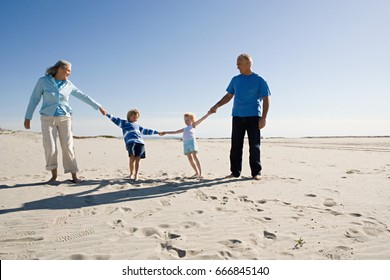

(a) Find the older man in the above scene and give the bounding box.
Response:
[209,54,271,180]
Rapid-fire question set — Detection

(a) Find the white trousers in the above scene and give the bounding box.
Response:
[40,116,79,173]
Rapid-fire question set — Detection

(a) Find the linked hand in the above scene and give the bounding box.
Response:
[208,106,218,114]
[159,132,166,136]
[99,107,107,116]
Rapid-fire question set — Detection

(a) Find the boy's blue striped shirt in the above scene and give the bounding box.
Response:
[106,114,158,145]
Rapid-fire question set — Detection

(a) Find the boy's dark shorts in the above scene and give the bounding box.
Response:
[126,142,146,158]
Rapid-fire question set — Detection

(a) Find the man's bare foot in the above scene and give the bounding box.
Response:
[253,175,262,180]
[225,174,239,179]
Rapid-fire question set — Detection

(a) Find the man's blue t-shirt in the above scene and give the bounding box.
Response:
[226,73,271,117]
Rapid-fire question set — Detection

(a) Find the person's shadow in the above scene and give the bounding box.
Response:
[0,176,252,215]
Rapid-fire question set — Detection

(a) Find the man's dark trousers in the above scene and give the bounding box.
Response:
[230,116,261,177]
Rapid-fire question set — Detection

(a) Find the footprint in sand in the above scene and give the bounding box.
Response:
[238,195,254,204]
[194,190,208,201]
[105,206,119,215]
[222,197,229,204]
[323,198,337,207]
[349,213,362,217]
[167,233,181,239]
[218,250,233,259]
[54,215,70,225]
[325,209,343,216]
[184,210,204,216]
[68,254,110,260]
[305,194,317,197]
[160,199,171,206]
[219,239,243,247]
[138,227,162,238]
[216,207,237,213]
[263,230,277,240]
[107,219,125,229]
[362,221,385,236]
[161,242,186,258]
[56,229,94,243]
[119,207,132,213]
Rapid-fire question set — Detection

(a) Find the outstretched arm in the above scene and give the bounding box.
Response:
[140,126,159,135]
[160,128,184,136]
[106,113,126,128]
[193,112,211,128]
[208,93,234,114]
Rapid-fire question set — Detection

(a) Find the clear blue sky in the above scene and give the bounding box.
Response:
[1,0,389,137]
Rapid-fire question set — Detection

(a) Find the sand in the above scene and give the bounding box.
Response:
[0,129,390,260]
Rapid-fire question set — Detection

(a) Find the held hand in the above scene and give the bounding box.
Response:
[99,107,107,116]
[259,117,266,129]
[24,119,31,129]
[159,132,166,136]
[208,106,218,114]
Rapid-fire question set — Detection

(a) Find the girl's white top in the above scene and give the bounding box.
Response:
[183,124,195,140]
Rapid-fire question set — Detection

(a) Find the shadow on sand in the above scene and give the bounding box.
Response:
[0,177,252,215]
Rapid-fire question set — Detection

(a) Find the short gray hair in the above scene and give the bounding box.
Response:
[46,60,72,76]
[237,53,253,64]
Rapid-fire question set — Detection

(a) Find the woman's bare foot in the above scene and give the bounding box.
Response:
[48,169,58,182]
[71,173,82,183]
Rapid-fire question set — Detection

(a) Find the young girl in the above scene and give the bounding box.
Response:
[104,109,160,181]
[161,112,210,178]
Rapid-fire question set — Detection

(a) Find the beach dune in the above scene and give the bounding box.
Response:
[1,130,390,260]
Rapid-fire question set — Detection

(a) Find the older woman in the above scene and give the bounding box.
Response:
[24,60,106,183]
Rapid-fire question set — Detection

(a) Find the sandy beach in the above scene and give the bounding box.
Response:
[0,129,389,260]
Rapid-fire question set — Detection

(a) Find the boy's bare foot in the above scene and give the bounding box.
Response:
[225,174,239,179]
[252,175,262,180]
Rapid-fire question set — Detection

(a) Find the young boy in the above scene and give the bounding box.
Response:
[104,109,160,181]
[160,112,210,178]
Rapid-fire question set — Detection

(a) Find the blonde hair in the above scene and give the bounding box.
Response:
[184,112,196,122]
[127,109,140,121]
[46,60,72,76]
[237,53,253,64]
